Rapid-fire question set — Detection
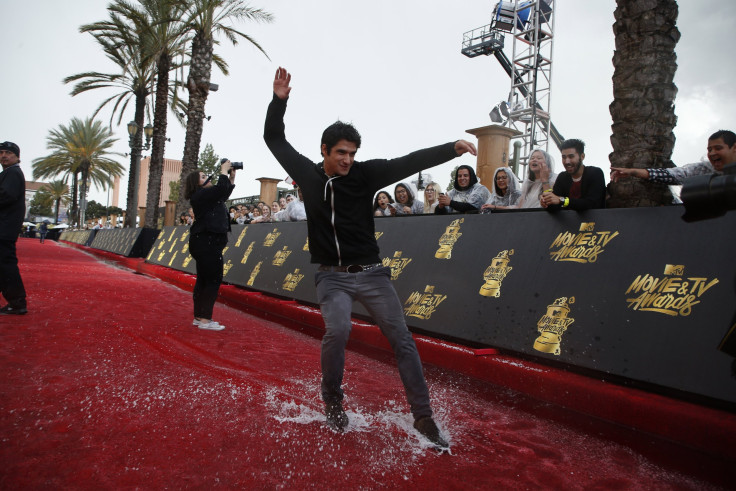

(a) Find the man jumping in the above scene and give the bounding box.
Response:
[263,67,476,449]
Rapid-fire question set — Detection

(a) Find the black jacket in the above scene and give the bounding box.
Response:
[190,175,235,234]
[264,94,459,266]
[550,165,606,211]
[0,164,26,241]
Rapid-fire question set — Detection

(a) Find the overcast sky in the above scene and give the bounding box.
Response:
[2,0,734,206]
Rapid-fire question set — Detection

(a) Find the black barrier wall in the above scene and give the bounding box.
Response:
[145,207,736,406]
[89,228,158,257]
[60,229,96,246]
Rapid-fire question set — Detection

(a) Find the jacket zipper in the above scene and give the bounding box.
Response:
[324,177,341,265]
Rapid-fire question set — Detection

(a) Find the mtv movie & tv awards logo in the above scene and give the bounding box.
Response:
[382,251,412,280]
[548,222,618,263]
[404,285,447,320]
[624,264,719,317]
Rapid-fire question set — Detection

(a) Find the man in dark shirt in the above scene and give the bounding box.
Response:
[0,141,28,315]
[263,67,476,449]
[541,139,606,210]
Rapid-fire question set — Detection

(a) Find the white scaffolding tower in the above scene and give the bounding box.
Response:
[462,1,559,179]
[506,0,556,176]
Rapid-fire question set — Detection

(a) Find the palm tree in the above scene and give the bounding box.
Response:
[176,0,273,216]
[607,0,680,207]
[36,180,71,224]
[33,151,81,223]
[32,117,124,226]
[66,10,154,228]
[110,0,190,229]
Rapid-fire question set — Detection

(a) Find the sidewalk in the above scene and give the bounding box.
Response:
[0,238,732,489]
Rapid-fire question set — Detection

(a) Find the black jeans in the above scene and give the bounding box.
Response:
[0,239,26,309]
[188,232,228,319]
[315,266,432,419]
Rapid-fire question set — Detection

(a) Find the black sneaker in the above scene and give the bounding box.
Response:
[0,305,27,315]
[414,416,449,450]
[325,402,349,432]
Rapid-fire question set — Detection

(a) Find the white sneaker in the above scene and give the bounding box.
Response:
[198,320,225,331]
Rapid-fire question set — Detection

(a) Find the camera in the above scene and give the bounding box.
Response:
[680,163,736,222]
[220,158,244,171]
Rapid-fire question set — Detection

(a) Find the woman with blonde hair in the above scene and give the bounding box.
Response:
[516,149,557,209]
[423,182,441,213]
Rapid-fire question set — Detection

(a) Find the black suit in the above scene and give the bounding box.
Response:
[0,163,27,308]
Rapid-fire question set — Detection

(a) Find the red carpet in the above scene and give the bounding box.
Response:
[0,238,732,489]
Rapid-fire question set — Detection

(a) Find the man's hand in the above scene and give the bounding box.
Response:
[611,167,648,182]
[437,194,451,208]
[273,67,292,100]
[540,191,561,208]
[454,140,477,156]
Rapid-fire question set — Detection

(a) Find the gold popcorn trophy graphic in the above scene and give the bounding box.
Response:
[282,269,305,291]
[533,296,575,356]
[234,226,248,247]
[247,261,263,286]
[263,228,281,247]
[240,241,255,264]
[272,246,292,266]
[435,218,464,259]
[479,249,514,298]
[223,260,234,276]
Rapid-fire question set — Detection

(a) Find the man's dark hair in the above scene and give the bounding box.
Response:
[453,165,479,191]
[560,138,585,155]
[709,130,736,147]
[184,170,202,200]
[321,121,361,155]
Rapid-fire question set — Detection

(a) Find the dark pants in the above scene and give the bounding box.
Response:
[315,266,432,420]
[188,232,228,319]
[0,239,27,309]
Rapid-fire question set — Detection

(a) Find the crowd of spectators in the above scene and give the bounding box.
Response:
[175,130,735,226]
[367,130,735,217]
[181,186,309,226]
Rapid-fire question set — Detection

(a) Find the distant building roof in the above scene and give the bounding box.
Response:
[26,181,47,191]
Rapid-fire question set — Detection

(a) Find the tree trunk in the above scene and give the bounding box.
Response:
[607,0,680,208]
[177,31,214,217]
[145,54,171,229]
[70,173,79,226]
[125,92,147,228]
[79,163,90,226]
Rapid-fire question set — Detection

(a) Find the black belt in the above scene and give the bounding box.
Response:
[318,263,382,273]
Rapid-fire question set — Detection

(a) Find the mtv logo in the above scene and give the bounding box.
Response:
[579,222,595,232]
[664,264,685,276]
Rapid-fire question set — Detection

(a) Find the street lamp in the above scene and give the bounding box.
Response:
[126,121,153,227]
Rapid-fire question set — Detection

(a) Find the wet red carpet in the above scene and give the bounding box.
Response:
[0,238,732,489]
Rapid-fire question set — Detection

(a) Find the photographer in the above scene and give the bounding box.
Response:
[183,159,236,331]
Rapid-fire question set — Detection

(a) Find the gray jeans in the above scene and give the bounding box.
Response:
[315,266,432,420]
